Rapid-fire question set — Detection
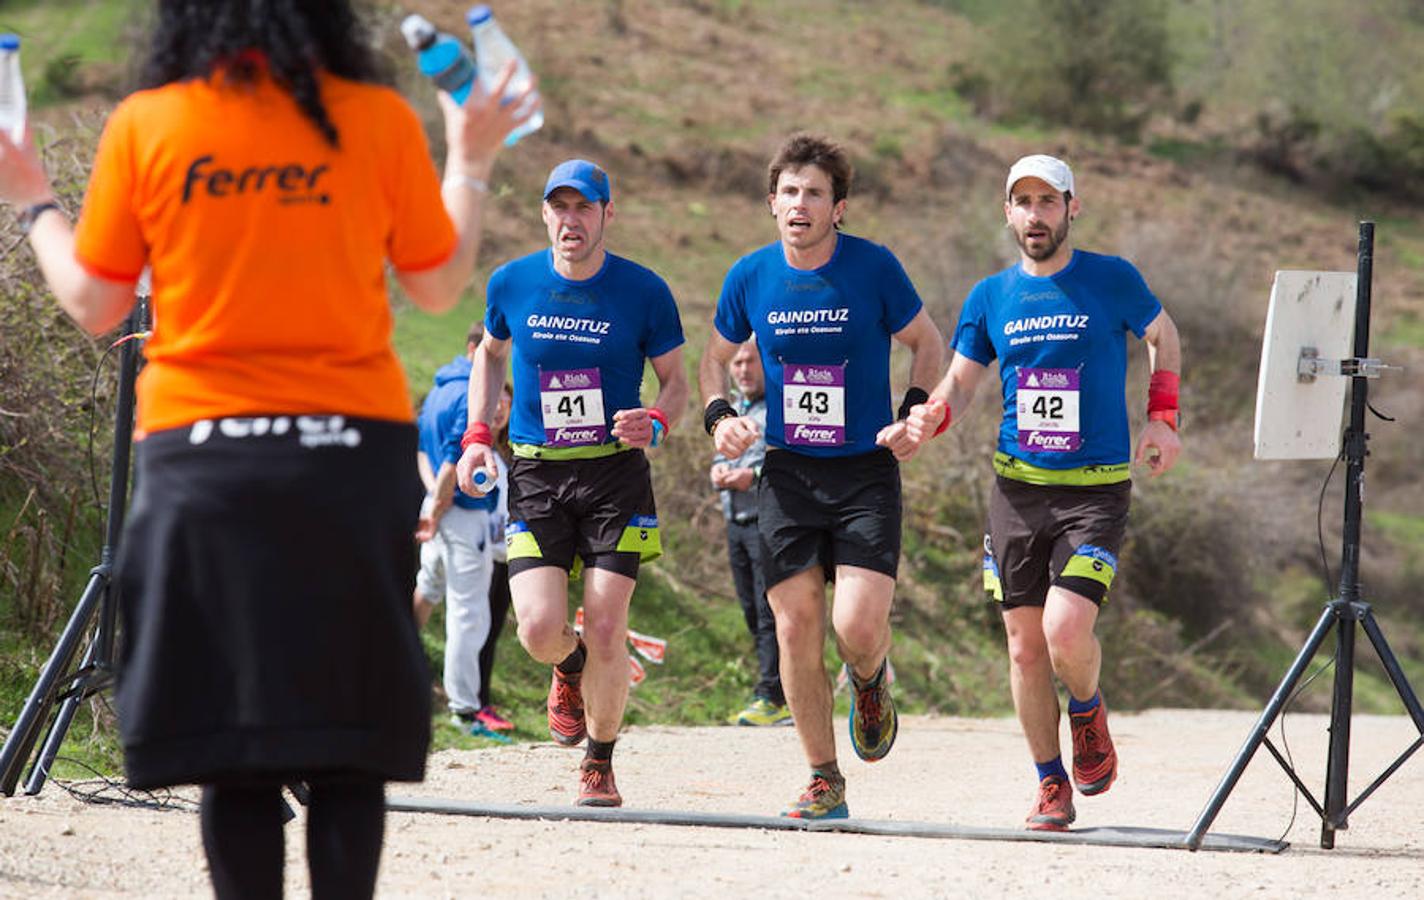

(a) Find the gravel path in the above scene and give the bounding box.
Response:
[2,710,1422,898]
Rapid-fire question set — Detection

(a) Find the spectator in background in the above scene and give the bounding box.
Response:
[414,328,513,737]
[710,339,789,726]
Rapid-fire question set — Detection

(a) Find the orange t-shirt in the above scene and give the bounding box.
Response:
[74,71,456,433]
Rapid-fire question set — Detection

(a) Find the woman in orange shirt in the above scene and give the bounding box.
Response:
[0,2,534,896]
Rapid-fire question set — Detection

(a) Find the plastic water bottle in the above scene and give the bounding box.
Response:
[0,34,25,144]
[471,466,496,494]
[399,14,477,105]
[466,5,543,145]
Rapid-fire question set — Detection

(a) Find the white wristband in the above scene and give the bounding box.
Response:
[443,174,489,194]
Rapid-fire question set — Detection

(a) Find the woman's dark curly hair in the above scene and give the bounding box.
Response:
[139,0,391,147]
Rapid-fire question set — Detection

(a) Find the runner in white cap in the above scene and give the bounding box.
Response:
[895,153,1183,830]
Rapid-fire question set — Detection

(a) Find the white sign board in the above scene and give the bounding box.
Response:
[1253,270,1357,459]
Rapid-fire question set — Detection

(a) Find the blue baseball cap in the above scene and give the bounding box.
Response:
[543,159,611,204]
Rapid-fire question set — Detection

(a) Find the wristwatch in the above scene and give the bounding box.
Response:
[17,201,61,236]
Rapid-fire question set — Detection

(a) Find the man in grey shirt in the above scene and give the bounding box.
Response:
[710,340,788,726]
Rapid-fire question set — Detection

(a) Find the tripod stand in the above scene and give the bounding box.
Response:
[0,300,146,797]
[1186,222,1424,850]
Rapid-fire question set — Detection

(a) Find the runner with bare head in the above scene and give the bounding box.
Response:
[699,133,944,818]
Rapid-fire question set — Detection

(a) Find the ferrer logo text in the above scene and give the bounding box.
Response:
[183,155,330,204]
[1025,431,1074,450]
[555,428,602,442]
[792,424,837,443]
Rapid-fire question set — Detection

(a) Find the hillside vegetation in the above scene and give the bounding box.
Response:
[3,0,1423,770]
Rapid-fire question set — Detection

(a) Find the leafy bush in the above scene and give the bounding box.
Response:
[950,0,1174,141]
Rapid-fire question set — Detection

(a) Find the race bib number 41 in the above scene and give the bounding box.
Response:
[540,368,606,447]
[1016,367,1080,453]
[783,362,845,447]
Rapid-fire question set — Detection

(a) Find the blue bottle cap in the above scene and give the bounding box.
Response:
[466,6,493,26]
[472,467,494,492]
[0,35,20,51]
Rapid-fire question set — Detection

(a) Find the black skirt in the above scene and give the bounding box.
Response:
[114,415,430,789]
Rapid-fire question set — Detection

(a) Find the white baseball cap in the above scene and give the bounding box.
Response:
[1005,154,1075,199]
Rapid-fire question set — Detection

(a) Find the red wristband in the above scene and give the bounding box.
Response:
[1148,370,1179,414]
[933,404,952,437]
[647,407,669,433]
[460,422,493,451]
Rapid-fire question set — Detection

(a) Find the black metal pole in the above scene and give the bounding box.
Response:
[1320,221,1373,847]
[1184,605,1339,849]
[0,301,146,796]
[0,569,107,795]
[22,315,142,795]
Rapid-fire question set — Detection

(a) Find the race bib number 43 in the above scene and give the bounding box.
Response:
[783,362,845,447]
[1016,367,1080,453]
[540,368,606,447]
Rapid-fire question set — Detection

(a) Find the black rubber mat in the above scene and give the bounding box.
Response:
[385,796,1287,854]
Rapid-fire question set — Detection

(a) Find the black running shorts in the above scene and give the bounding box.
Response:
[983,475,1131,608]
[505,449,660,579]
[756,447,902,589]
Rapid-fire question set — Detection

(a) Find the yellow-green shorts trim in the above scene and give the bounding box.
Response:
[992,451,1131,487]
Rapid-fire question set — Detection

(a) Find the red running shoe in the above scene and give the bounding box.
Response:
[475,705,514,732]
[1070,697,1118,796]
[577,758,622,807]
[547,668,586,746]
[1026,775,1076,831]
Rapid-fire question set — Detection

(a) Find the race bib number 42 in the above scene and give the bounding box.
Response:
[540,368,606,447]
[783,362,845,447]
[1016,367,1080,453]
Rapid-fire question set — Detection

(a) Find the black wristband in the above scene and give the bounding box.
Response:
[704,398,736,436]
[897,387,930,421]
[18,201,61,236]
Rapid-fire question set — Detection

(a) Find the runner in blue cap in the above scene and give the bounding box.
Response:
[456,159,687,808]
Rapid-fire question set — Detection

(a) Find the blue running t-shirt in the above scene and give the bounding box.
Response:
[952,250,1161,468]
[486,250,684,447]
[714,234,923,458]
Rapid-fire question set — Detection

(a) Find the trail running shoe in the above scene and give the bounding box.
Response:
[782,773,849,820]
[576,758,622,807]
[475,705,514,732]
[730,697,792,727]
[1069,696,1118,796]
[848,661,898,762]
[450,712,512,743]
[547,668,586,746]
[1026,775,1076,831]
